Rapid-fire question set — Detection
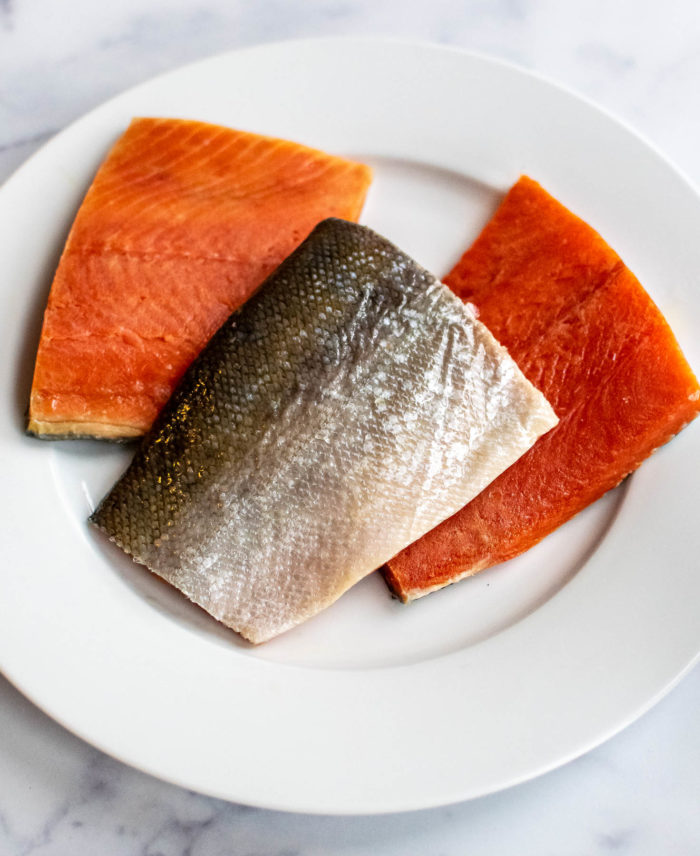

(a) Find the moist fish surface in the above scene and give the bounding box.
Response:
[90,219,557,643]
[383,176,700,602]
[28,117,371,440]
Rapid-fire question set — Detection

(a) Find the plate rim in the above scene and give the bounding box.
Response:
[1,37,698,815]
[3,35,700,205]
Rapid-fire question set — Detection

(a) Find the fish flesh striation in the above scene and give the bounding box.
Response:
[91,219,557,643]
[28,118,371,440]
[383,176,700,602]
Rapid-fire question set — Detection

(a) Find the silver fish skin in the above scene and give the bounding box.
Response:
[90,219,557,643]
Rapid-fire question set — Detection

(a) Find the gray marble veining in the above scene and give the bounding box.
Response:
[1,1,699,854]
[1,671,699,855]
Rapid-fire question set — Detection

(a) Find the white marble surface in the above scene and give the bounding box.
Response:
[1,1,699,853]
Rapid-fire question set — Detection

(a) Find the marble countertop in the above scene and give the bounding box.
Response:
[1,1,699,853]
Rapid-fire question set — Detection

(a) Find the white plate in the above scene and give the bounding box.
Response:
[1,39,699,815]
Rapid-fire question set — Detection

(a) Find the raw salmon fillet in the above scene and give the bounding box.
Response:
[28,118,372,439]
[384,176,700,601]
[91,220,556,643]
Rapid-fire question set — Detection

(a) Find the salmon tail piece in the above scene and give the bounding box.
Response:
[383,175,700,602]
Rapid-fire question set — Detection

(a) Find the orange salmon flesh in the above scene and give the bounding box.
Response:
[28,117,372,439]
[383,176,700,601]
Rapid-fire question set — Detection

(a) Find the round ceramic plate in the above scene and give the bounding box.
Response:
[0,39,698,815]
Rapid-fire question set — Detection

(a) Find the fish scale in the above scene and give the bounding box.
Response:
[91,219,557,643]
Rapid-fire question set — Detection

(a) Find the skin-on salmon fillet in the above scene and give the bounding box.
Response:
[91,220,557,643]
[27,117,372,439]
[383,176,700,602]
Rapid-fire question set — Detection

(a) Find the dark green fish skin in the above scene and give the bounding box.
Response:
[90,219,556,643]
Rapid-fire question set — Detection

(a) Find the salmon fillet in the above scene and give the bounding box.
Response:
[28,118,372,439]
[384,176,700,601]
[91,220,556,643]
